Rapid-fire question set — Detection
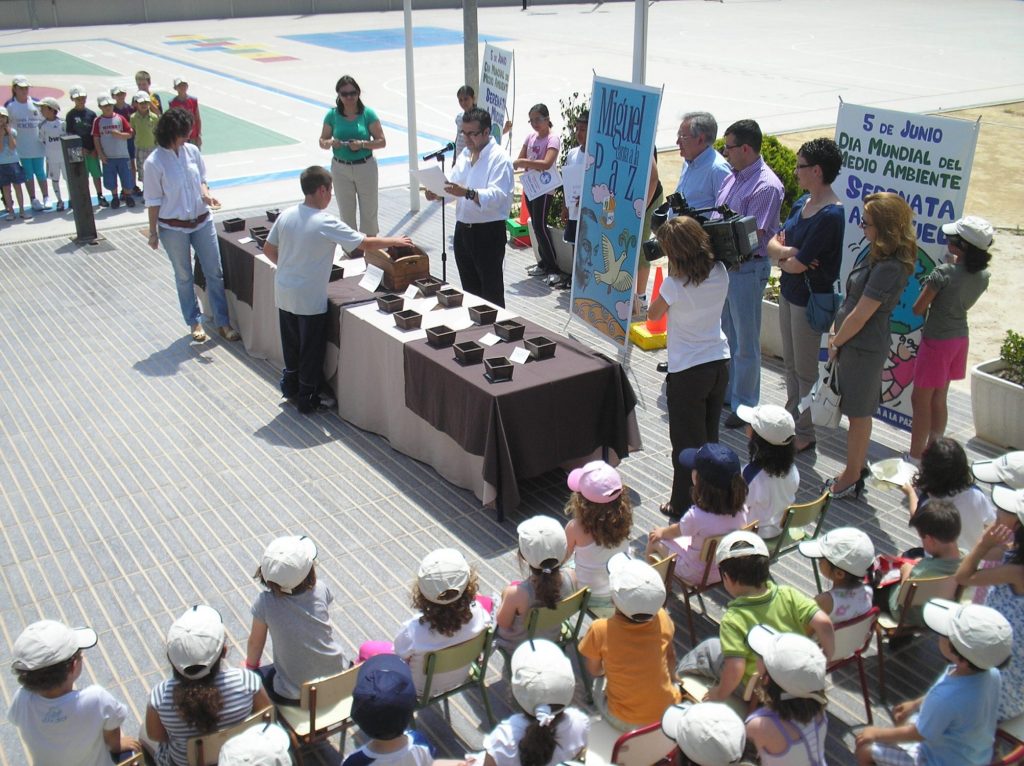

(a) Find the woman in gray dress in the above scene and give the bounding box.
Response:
[824,192,915,498]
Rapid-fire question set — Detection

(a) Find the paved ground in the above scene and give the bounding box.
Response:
[1,1,1023,763]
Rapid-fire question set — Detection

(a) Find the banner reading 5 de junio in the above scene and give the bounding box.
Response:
[833,103,978,431]
[571,75,661,347]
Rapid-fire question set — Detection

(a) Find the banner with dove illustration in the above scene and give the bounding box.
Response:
[570,75,661,347]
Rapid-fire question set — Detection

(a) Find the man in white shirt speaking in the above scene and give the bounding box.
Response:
[425,107,514,307]
[264,166,412,413]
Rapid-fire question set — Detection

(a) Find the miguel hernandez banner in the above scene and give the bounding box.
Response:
[571,75,661,347]
[834,103,979,430]
[480,43,512,144]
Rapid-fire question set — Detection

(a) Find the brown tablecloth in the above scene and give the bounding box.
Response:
[326,276,384,346]
[200,223,257,305]
[403,320,637,513]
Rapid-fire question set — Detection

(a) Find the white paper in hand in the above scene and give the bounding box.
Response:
[509,346,531,364]
[359,264,384,292]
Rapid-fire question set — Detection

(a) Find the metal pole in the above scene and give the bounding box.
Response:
[404,0,420,212]
[463,0,479,93]
[632,0,648,84]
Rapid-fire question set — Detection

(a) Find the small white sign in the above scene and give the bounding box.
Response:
[403,284,420,300]
[509,346,531,364]
[479,333,501,347]
[238,236,253,244]
[359,264,384,292]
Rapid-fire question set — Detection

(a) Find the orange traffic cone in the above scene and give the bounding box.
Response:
[518,199,530,225]
[646,266,667,334]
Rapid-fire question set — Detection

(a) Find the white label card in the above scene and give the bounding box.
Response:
[238,237,253,244]
[403,284,420,300]
[479,333,501,347]
[509,347,531,364]
[359,265,384,292]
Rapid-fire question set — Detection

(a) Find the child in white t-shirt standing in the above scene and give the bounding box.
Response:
[37,97,67,211]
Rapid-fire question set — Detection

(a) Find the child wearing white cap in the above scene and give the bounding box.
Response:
[381,548,490,695]
[677,531,834,703]
[244,535,348,704]
[799,527,875,622]
[744,626,828,766]
[6,75,48,210]
[855,600,1013,766]
[496,516,577,650]
[908,215,992,463]
[37,97,67,210]
[169,77,202,147]
[973,450,1024,490]
[563,460,632,617]
[578,553,682,730]
[466,639,589,766]
[662,701,750,766]
[143,605,271,766]
[955,514,1024,721]
[734,404,800,538]
[0,104,31,220]
[8,619,141,765]
[218,722,293,766]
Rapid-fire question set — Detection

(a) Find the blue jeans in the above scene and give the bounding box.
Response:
[159,218,230,327]
[722,257,770,409]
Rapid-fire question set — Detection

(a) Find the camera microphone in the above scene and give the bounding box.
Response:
[422,142,456,161]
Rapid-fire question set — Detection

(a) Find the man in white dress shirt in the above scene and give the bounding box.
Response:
[426,107,514,307]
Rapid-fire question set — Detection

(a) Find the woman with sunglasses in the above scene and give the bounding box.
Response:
[319,75,384,237]
[907,216,993,462]
[825,192,915,498]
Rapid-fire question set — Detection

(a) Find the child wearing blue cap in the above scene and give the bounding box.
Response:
[647,443,750,584]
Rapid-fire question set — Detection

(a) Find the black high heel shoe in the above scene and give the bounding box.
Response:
[823,475,865,499]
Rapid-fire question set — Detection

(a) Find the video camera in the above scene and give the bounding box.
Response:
[641,192,759,269]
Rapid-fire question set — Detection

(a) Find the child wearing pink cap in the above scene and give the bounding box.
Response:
[564,460,633,616]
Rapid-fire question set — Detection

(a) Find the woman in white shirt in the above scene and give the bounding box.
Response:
[144,108,239,344]
[646,216,731,522]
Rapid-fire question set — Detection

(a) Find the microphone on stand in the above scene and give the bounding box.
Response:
[422,142,456,162]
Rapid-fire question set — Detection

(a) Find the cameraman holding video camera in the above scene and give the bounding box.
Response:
[647,216,731,521]
[717,120,784,428]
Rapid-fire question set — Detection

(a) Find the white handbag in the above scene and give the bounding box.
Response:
[806,360,842,428]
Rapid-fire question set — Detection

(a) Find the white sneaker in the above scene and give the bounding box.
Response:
[42,196,54,210]
[30,198,44,211]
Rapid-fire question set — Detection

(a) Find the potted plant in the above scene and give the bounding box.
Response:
[971,329,1024,448]
[760,274,784,360]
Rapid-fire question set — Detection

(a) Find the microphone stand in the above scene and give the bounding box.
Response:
[435,152,449,283]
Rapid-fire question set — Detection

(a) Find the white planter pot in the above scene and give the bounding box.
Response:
[548,225,575,275]
[970,359,1024,448]
[760,299,784,360]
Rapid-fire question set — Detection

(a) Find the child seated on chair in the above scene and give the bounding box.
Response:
[676,531,834,703]
[855,600,1012,766]
[647,444,751,585]
[563,460,632,617]
[495,515,577,651]
[8,619,141,766]
[467,639,589,766]
[218,721,292,766]
[744,626,829,765]
[244,535,349,705]
[662,701,751,766]
[799,527,875,622]
[882,500,962,629]
[344,654,434,766]
[579,553,681,731]
[143,605,271,766]
[363,548,490,697]
[734,404,799,539]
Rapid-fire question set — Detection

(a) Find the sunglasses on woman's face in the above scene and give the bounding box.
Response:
[339,90,359,98]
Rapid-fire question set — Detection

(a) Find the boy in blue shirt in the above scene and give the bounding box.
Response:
[855,599,1012,766]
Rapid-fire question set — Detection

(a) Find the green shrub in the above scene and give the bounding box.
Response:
[713,135,799,220]
[1000,329,1024,385]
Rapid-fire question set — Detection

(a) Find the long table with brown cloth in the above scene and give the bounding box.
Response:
[403,320,640,516]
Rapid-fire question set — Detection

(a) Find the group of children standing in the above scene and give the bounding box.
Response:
[1,72,201,222]
[8,440,1024,765]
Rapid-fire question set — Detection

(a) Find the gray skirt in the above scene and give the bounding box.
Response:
[837,343,887,418]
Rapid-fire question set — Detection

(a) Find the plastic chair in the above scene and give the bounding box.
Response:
[827,607,881,723]
[678,672,761,720]
[186,706,277,766]
[275,664,358,765]
[993,713,1024,765]
[610,720,676,766]
[763,491,831,581]
[673,521,759,645]
[419,626,496,727]
[497,587,592,701]
[876,574,961,650]
[648,553,677,602]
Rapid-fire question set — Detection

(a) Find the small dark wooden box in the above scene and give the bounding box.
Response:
[249,226,269,248]
[426,325,456,348]
[484,356,514,382]
[413,276,443,297]
[469,305,498,326]
[394,310,422,331]
[524,336,556,360]
[494,320,525,342]
[266,209,280,222]
[454,341,484,365]
[223,217,245,233]
[376,294,404,313]
[437,288,464,308]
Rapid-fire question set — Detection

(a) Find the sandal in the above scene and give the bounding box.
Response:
[190,325,208,343]
[218,326,241,342]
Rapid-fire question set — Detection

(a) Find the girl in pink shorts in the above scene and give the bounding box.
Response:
[909,216,993,461]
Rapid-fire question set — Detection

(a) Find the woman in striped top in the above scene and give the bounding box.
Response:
[142,605,270,766]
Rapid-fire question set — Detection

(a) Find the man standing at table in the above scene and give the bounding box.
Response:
[425,107,514,307]
[716,119,784,427]
[264,166,412,414]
